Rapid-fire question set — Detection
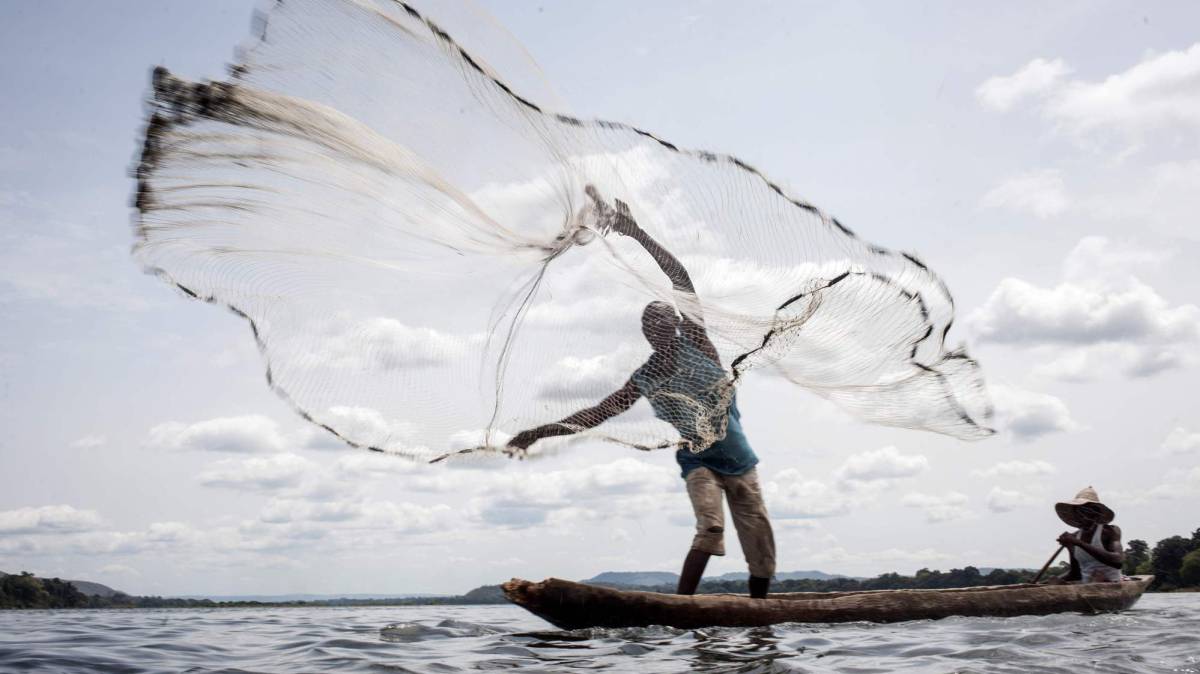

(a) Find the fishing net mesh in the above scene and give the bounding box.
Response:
[133,0,994,462]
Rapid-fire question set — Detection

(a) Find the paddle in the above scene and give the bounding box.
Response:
[1031,545,1065,584]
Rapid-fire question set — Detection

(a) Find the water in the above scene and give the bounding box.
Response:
[1,595,1197,673]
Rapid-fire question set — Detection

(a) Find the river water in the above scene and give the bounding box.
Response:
[1,595,1197,673]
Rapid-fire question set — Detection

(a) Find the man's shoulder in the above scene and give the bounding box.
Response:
[633,352,665,374]
[630,353,665,388]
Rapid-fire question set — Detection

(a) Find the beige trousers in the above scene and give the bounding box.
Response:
[685,466,776,579]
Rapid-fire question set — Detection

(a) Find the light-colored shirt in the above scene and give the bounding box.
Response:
[1074,525,1122,583]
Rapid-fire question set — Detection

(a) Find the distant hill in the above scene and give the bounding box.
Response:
[460,584,507,603]
[68,579,122,597]
[175,592,445,602]
[583,569,854,587]
[0,571,121,598]
[710,570,852,582]
[584,572,680,587]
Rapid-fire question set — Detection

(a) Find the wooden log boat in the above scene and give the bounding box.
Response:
[502,575,1154,629]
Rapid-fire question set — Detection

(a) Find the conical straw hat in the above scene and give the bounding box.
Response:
[1055,486,1114,528]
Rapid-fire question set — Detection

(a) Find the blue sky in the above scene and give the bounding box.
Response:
[2,1,1199,595]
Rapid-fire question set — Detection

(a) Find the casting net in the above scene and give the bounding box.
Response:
[133,0,994,462]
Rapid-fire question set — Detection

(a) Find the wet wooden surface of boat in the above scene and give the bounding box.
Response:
[502,575,1154,629]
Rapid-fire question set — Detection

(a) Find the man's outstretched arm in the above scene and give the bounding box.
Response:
[587,186,721,363]
[507,378,641,452]
[588,186,696,294]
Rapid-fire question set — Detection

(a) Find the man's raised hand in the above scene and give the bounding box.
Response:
[585,185,640,238]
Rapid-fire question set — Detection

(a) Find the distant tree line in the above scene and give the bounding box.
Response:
[1,573,229,609]
[0,573,508,610]
[1121,527,1200,591]
[680,527,1200,595]
[650,566,1040,595]
[6,527,1198,609]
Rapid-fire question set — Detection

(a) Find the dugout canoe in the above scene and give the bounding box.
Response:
[502,575,1153,629]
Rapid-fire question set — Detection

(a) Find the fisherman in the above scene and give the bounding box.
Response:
[506,186,776,599]
[1045,486,1124,584]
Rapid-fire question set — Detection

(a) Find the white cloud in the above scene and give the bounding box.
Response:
[474,498,555,527]
[0,521,202,557]
[331,452,410,479]
[979,44,1200,145]
[976,58,1072,112]
[986,486,1038,513]
[1108,465,1200,505]
[972,459,1056,478]
[980,169,1070,219]
[253,496,452,535]
[446,428,514,452]
[970,237,1199,380]
[144,521,200,545]
[1162,427,1200,455]
[462,458,679,529]
[1046,44,1200,140]
[765,470,853,519]
[511,458,676,501]
[70,435,107,449]
[259,498,362,524]
[580,458,678,496]
[301,406,419,451]
[362,500,454,532]
[989,384,1080,441]
[971,277,1198,346]
[535,343,647,400]
[0,505,105,534]
[901,492,971,523]
[1034,343,1189,381]
[96,564,140,577]
[147,415,286,453]
[198,453,316,492]
[834,446,928,489]
[1060,236,1170,285]
[525,294,642,329]
[810,545,953,566]
[311,317,480,371]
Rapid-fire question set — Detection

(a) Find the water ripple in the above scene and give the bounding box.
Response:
[0,595,1198,673]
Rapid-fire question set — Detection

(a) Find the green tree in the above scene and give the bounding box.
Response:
[41,578,88,608]
[1123,539,1150,575]
[1151,536,1195,590]
[1,572,50,608]
[1180,549,1200,588]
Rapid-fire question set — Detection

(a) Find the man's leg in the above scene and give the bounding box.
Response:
[677,549,710,596]
[725,468,776,598]
[679,467,726,595]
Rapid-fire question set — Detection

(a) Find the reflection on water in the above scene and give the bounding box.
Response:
[1,595,1198,673]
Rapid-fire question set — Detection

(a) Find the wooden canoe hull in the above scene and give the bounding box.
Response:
[502,575,1154,629]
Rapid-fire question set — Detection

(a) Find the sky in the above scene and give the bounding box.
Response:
[1,0,1198,597]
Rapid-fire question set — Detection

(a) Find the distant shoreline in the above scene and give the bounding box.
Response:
[6,548,1199,610]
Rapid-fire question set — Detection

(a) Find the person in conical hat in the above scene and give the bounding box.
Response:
[1045,486,1124,584]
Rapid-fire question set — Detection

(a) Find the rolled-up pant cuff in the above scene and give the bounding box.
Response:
[690,534,726,556]
[748,562,775,579]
